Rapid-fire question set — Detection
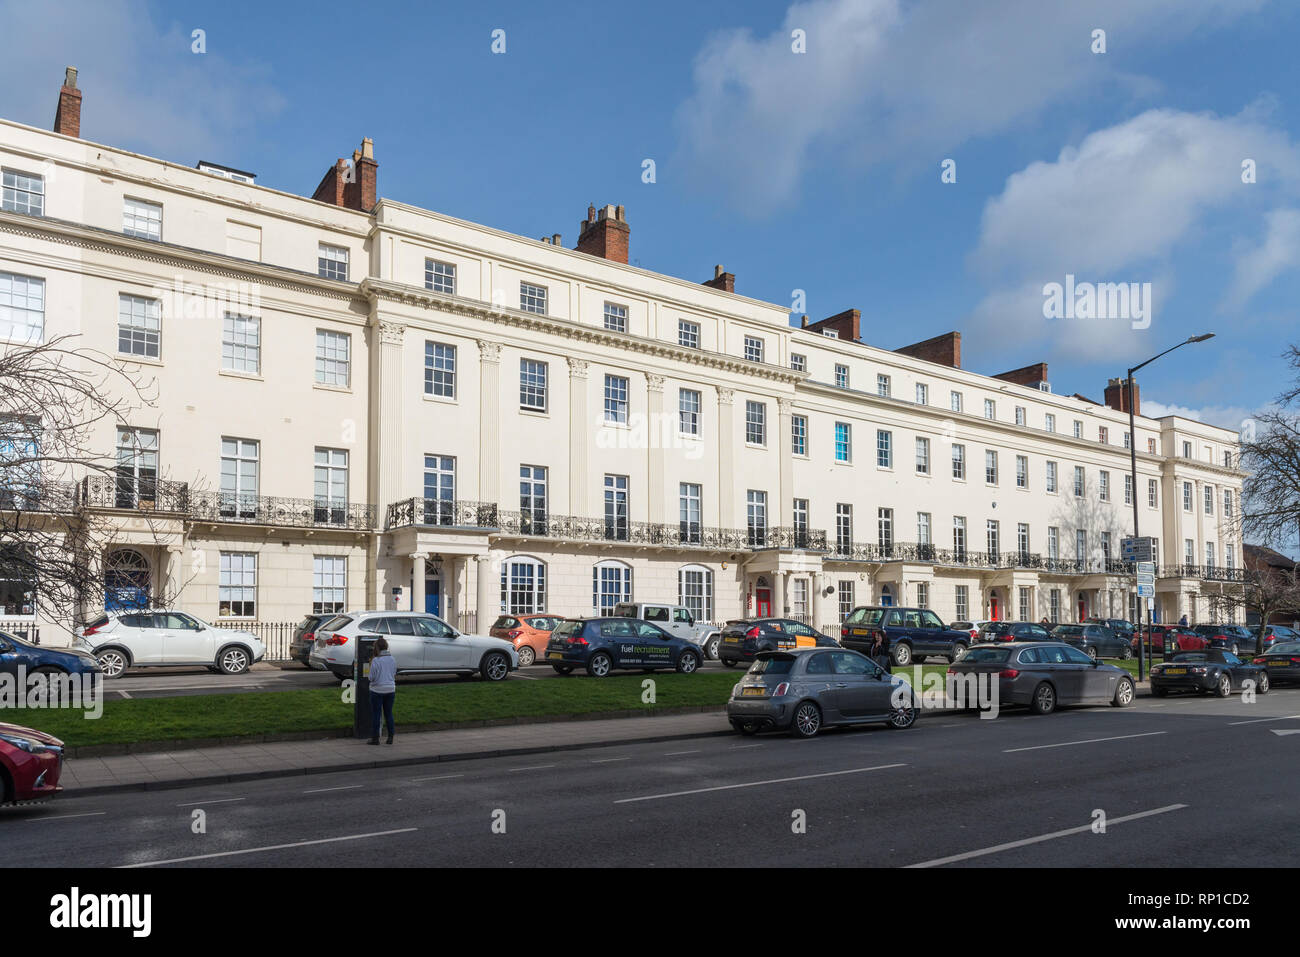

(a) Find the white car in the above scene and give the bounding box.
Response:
[309,610,519,682]
[75,610,265,677]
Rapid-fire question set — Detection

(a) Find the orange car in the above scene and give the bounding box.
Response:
[489,614,563,666]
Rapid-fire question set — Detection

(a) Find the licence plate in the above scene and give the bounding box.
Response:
[724,636,740,643]
[547,651,563,660]
[741,687,766,697]
[1268,660,1289,667]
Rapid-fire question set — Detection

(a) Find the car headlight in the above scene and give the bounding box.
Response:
[0,732,48,753]
[731,683,741,699]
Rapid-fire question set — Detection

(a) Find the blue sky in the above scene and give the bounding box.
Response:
[3,0,1299,430]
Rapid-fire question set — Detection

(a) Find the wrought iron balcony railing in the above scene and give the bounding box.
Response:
[0,480,79,514]
[385,498,500,531]
[1159,564,1245,583]
[80,475,189,513]
[192,491,377,530]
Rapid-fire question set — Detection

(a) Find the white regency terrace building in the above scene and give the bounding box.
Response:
[0,71,1245,643]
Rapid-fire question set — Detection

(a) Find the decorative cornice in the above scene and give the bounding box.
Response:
[360,278,805,387]
[717,387,736,406]
[777,397,793,415]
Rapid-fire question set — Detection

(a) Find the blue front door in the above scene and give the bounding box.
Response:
[425,578,440,617]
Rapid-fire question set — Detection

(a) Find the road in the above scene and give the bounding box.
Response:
[5,686,1297,867]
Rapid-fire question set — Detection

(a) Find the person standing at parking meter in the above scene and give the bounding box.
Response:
[368,637,397,746]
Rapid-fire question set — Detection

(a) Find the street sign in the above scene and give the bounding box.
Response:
[1137,561,1156,577]
[1122,537,1155,563]
[1138,583,1154,598]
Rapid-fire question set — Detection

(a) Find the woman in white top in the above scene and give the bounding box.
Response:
[368,637,398,745]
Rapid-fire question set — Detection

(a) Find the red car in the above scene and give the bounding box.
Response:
[0,722,65,804]
[1133,625,1204,654]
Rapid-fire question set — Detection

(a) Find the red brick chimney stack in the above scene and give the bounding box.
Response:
[1104,376,1140,415]
[575,204,630,263]
[702,264,735,293]
[313,138,378,212]
[53,66,82,138]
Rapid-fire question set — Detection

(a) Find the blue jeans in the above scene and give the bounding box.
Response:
[370,691,395,739]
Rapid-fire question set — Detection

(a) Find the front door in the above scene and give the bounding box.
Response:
[756,589,772,617]
[989,593,1000,621]
[425,578,440,617]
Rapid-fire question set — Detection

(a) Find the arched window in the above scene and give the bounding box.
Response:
[592,560,631,615]
[105,548,151,610]
[677,564,713,622]
[879,584,893,607]
[500,556,546,614]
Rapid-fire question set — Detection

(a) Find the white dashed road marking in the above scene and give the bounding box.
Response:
[1003,731,1165,753]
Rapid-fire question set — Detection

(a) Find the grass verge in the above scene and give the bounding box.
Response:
[17,672,741,749]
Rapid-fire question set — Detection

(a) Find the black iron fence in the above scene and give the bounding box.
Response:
[385,498,499,530]
[81,475,190,513]
[191,490,376,530]
[0,620,41,644]
[212,620,300,661]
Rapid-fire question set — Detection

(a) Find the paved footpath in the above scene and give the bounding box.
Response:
[63,711,731,795]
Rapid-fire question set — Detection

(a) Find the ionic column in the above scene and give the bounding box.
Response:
[568,358,589,516]
[777,397,793,529]
[374,319,407,511]
[411,553,427,612]
[478,340,502,506]
[647,373,666,525]
[476,555,495,631]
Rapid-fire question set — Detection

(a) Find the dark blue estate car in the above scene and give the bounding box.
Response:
[841,606,972,666]
[0,629,101,683]
[544,617,703,677]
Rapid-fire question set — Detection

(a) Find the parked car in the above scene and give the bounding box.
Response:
[74,610,265,678]
[726,648,918,738]
[951,620,993,644]
[1133,624,1202,654]
[1150,650,1269,698]
[488,614,563,666]
[0,629,100,689]
[1050,622,1132,659]
[947,642,1135,715]
[289,613,329,668]
[610,602,721,659]
[1261,625,1299,652]
[0,722,64,804]
[309,610,517,681]
[1086,617,1136,643]
[543,617,702,677]
[841,606,971,666]
[717,618,838,668]
[976,621,1055,643]
[1252,640,1300,685]
[1191,624,1255,655]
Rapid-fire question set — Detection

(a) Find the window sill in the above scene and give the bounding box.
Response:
[520,407,549,418]
[119,353,164,367]
[219,368,264,382]
[313,381,352,395]
[424,393,458,405]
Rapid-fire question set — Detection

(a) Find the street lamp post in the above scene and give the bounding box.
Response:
[1126,333,1215,681]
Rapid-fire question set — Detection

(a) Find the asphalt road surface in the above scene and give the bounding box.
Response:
[5,686,1297,867]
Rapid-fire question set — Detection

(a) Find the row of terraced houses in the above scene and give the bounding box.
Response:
[0,69,1245,646]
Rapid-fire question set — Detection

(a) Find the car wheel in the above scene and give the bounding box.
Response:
[887,695,918,729]
[516,645,535,667]
[1118,644,1132,661]
[1112,677,1134,707]
[892,643,912,667]
[587,652,613,678]
[1214,673,1232,698]
[1087,645,1098,660]
[721,658,737,668]
[676,650,700,674]
[217,646,251,675]
[552,665,574,675]
[792,701,822,738]
[950,643,968,663]
[1029,682,1057,715]
[1257,673,1271,695]
[1230,643,1240,656]
[95,648,128,679]
[480,651,510,681]
[705,636,720,660]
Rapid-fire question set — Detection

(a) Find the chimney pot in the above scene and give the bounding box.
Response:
[587,204,596,223]
[575,202,630,263]
[64,66,78,89]
[552,233,562,245]
[53,65,83,138]
[714,265,724,279]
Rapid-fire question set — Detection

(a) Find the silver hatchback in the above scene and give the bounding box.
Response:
[726,648,918,738]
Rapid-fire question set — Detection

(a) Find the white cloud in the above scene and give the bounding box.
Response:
[673,0,1270,211]
[0,0,284,165]
[965,106,1300,363]
[1223,208,1300,309]
[1141,399,1258,433]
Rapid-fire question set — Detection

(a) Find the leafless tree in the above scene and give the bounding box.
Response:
[1208,561,1300,655]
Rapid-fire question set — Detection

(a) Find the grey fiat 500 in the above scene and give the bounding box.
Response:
[726,648,918,738]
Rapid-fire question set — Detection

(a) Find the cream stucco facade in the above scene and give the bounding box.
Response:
[0,115,1245,647]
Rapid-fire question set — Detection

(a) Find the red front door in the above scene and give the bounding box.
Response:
[989,594,1000,621]
[756,589,772,617]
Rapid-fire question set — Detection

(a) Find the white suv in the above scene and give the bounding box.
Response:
[75,610,265,678]
[309,610,518,682]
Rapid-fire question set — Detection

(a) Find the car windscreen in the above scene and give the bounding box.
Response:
[1052,626,1083,636]
[845,608,884,626]
[1268,641,1300,655]
[551,620,584,639]
[612,604,637,618]
[962,647,1012,663]
[319,616,352,633]
[748,656,795,675]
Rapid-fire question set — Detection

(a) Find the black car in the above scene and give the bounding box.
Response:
[1050,623,1132,659]
[1191,624,1255,655]
[1252,640,1300,685]
[1086,617,1136,643]
[718,618,838,668]
[977,621,1055,643]
[841,606,971,666]
[1150,649,1269,697]
[543,617,702,677]
[289,613,329,667]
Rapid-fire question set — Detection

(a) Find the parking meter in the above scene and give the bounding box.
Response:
[354,634,380,739]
